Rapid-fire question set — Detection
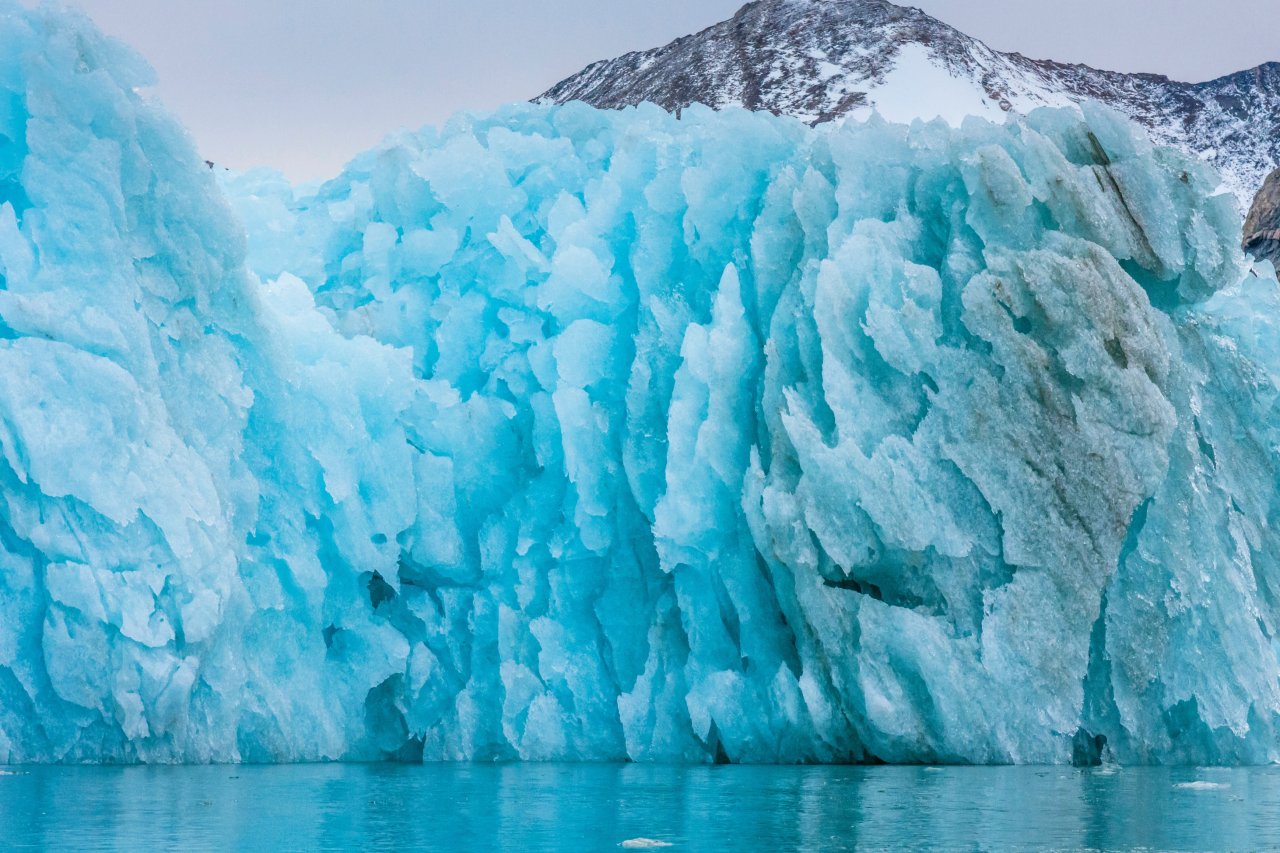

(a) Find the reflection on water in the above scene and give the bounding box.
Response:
[0,763,1274,851]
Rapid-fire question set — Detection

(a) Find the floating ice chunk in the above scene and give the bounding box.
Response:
[619,840,674,849]
[1174,782,1231,791]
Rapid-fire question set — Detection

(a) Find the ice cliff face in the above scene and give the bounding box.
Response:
[538,0,1280,211]
[0,5,426,763]
[3,3,1280,765]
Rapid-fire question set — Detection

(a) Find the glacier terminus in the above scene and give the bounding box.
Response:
[1,2,1280,769]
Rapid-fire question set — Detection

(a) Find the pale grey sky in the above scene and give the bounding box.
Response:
[54,0,1279,180]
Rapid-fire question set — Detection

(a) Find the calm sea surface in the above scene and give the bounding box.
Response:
[1,763,1277,851]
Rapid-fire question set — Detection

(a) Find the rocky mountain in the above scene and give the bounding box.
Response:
[537,0,1280,210]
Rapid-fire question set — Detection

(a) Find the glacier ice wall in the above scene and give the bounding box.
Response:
[0,4,425,763]
[225,100,1275,765]
[1,2,1279,765]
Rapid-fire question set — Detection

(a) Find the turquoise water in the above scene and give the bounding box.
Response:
[1,763,1277,851]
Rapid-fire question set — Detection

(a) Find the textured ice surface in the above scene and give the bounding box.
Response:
[1,3,1277,765]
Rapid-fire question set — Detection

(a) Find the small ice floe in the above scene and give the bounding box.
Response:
[1174,781,1230,791]
[620,839,674,849]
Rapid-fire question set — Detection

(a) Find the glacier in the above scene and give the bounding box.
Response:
[1,2,1280,765]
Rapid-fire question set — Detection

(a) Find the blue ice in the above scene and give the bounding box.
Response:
[0,3,1275,766]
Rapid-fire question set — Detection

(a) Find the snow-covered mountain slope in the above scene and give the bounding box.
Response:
[537,0,1280,209]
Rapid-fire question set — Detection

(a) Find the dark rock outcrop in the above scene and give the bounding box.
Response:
[1245,168,1280,266]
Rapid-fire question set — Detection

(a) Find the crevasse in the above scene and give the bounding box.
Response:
[0,3,1277,765]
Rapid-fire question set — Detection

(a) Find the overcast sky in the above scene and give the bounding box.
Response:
[50,0,1279,181]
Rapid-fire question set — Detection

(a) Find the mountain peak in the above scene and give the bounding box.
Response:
[538,0,1280,208]
[539,0,980,126]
